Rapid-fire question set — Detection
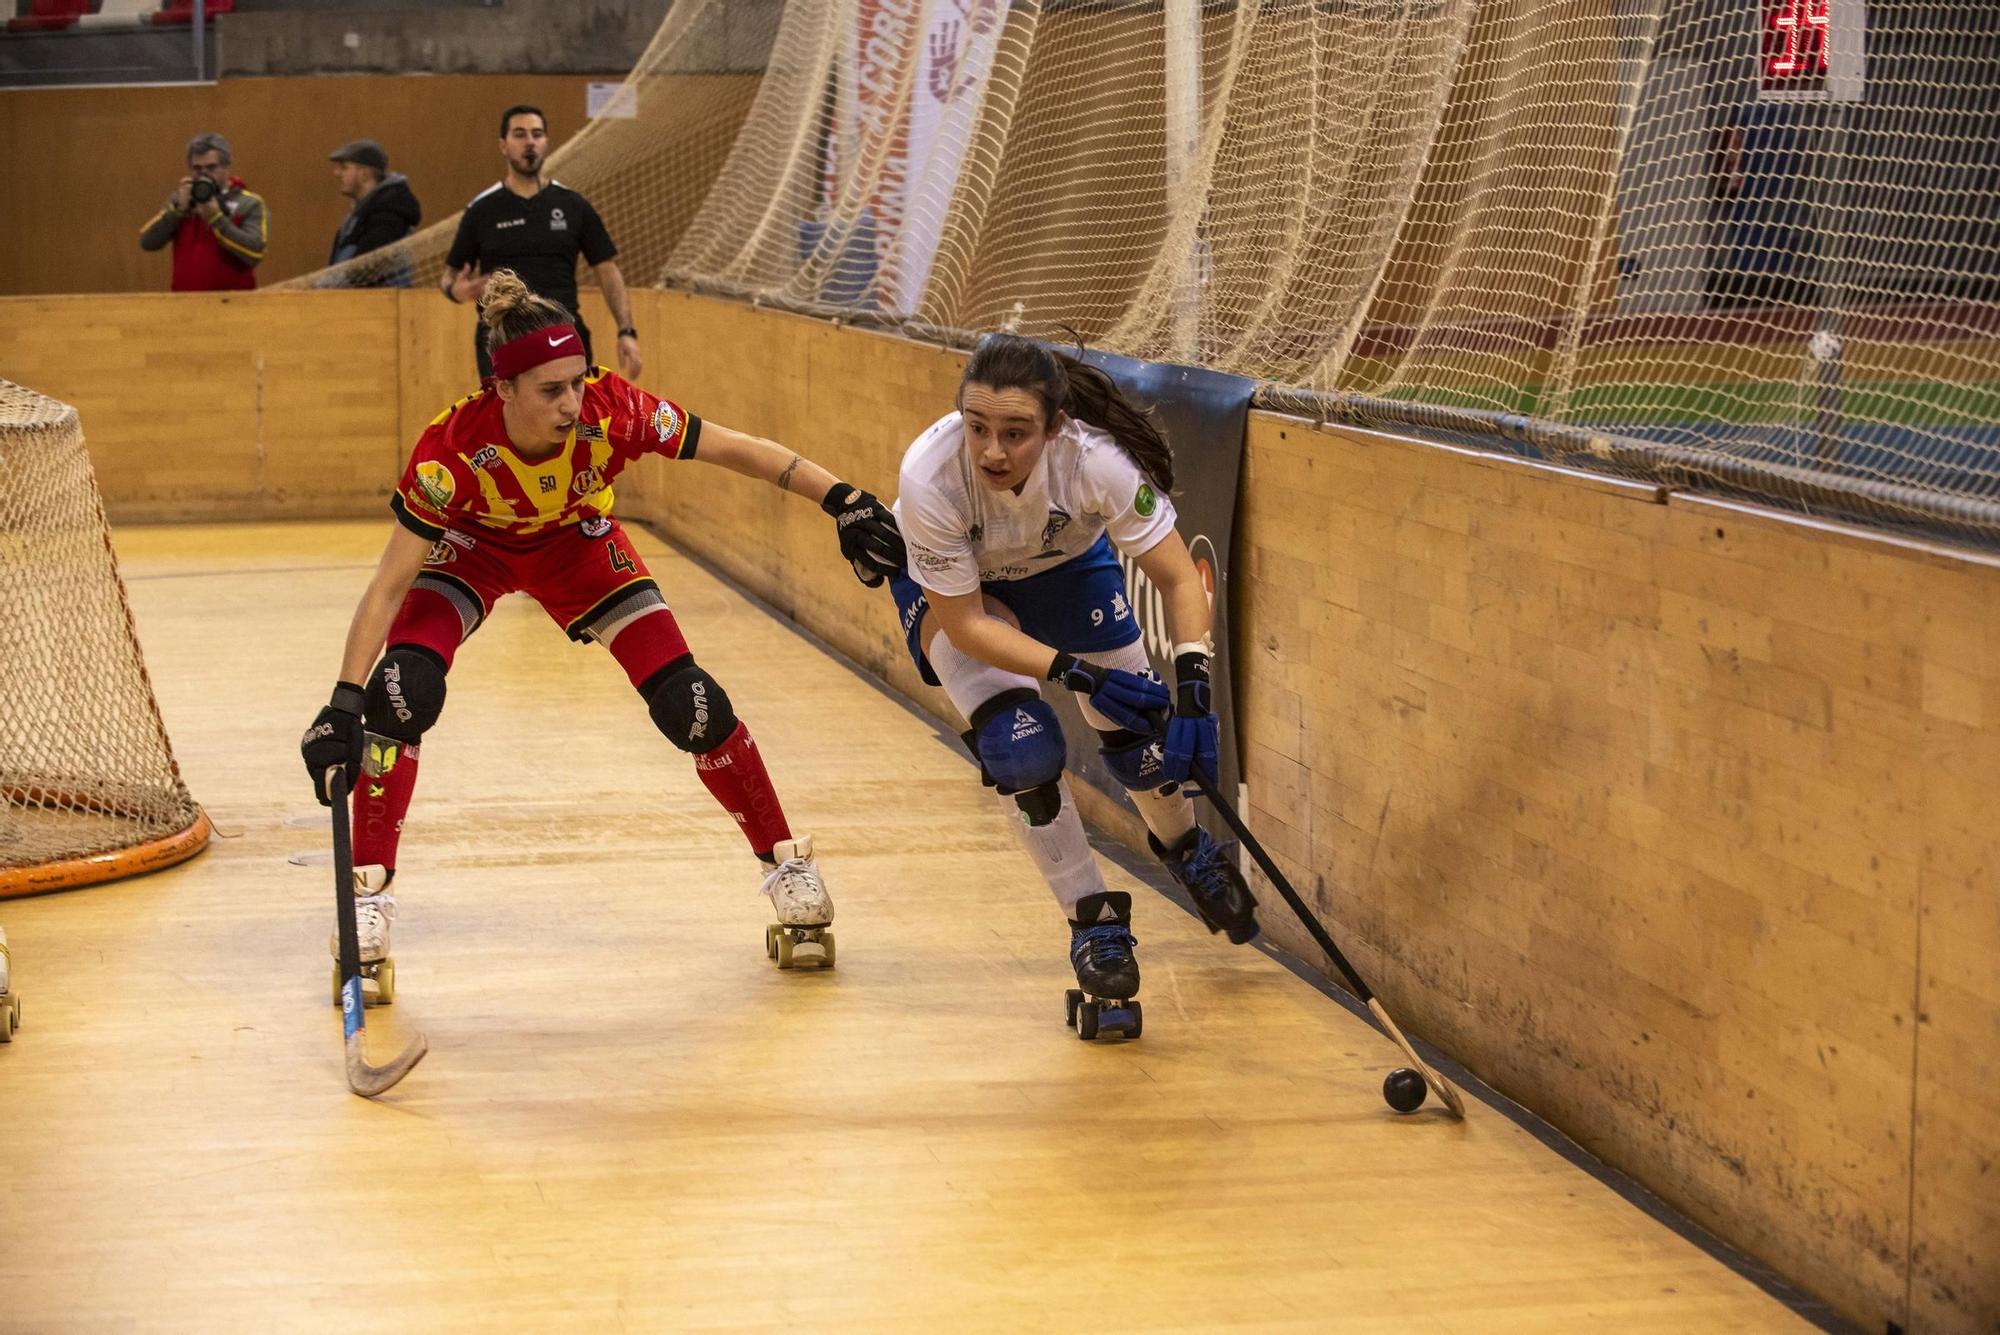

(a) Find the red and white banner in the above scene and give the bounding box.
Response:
[829,0,1005,313]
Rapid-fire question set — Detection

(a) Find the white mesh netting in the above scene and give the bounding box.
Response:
[0,380,208,897]
[286,0,2000,536]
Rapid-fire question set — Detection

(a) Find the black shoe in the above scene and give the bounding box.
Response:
[1153,828,1260,944]
[1068,891,1140,998]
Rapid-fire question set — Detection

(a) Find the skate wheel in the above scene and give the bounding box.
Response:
[330,964,342,1007]
[765,924,780,960]
[818,930,835,970]
[1125,999,1142,1040]
[1064,989,1082,1027]
[0,997,13,1044]
[374,959,395,1006]
[774,931,795,969]
[1076,1000,1099,1041]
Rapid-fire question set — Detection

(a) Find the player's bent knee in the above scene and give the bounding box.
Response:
[642,655,738,754]
[970,689,1066,825]
[365,645,448,742]
[1099,728,1174,796]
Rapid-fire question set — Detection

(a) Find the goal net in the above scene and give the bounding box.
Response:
[0,380,210,898]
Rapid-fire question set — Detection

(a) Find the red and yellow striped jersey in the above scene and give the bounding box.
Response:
[391,367,699,542]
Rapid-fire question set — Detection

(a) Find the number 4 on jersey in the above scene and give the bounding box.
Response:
[606,541,637,574]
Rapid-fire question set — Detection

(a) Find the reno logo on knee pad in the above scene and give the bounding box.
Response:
[690,680,710,742]
[381,663,413,725]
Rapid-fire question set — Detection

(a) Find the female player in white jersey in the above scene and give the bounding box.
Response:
[890,334,1258,1030]
[299,271,904,996]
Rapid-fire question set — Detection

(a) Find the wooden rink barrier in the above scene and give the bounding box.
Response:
[0,288,1993,1331]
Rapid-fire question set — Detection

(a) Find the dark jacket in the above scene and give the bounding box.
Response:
[327,173,422,283]
[138,177,267,292]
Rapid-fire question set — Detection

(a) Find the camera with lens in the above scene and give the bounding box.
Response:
[188,176,219,206]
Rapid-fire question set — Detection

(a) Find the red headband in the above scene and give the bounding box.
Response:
[490,324,584,380]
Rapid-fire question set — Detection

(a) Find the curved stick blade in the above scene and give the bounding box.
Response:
[1368,998,1465,1120]
[346,1030,428,1098]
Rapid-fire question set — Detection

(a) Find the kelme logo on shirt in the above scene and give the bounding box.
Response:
[1134,482,1157,518]
[414,461,454,511]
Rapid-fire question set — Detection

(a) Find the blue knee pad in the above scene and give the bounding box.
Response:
[365,645,448,743]
[1099,728,1173,795]
[970,689,1066,824]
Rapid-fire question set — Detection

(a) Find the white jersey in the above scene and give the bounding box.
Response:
[894,411,1177,597]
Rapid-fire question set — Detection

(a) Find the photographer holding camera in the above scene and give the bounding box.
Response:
[138,132,269,292]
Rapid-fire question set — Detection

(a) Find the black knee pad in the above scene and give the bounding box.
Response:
[642,655,738,754]
[365,645,448,742]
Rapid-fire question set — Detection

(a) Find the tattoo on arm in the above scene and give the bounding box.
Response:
[776,454,802,493]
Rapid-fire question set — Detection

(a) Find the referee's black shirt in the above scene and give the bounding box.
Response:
[447,179,617,375]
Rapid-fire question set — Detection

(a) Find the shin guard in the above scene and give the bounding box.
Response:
[693,721,793,858]
[352,733,420,871]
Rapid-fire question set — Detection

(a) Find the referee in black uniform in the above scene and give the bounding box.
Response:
[441,104,644,380]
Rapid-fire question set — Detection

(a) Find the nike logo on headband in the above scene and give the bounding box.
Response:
[548,334,574,348]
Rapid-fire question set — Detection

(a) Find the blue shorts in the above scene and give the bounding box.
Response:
[891,534,1141,687]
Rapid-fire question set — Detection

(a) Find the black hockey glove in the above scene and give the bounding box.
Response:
[1048,652,1170,735]
[1160,649,1218,787]
[821,482,906,588]
[300,681,367,806]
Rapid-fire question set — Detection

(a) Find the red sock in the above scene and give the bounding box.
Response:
[693,721,792,858]
[352,734,421,871]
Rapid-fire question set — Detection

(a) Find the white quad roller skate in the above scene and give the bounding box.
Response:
[328,864,400,1006]
[761,835,835,970]
[0,926,19,1043]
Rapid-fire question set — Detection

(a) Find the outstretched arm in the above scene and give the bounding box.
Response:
[302,523,435,804]
[338,525,436,684]
[690,422,840,500]
[692,423,904,585]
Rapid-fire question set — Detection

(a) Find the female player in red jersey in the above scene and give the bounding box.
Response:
[300,271,903,995]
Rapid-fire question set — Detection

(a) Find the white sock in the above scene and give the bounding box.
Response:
[1128,781,1196,848]
[998,778,1106,917]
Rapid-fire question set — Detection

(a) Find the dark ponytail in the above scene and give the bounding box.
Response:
[958,333,1174,492]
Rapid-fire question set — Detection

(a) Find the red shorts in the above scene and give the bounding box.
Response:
[385,517,691,688]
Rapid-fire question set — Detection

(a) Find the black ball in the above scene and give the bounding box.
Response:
[1383,1067,1427,1113]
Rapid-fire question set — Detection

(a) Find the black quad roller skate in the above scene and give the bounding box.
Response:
[1153,826,1259,944]
[1065,891,1141,1041]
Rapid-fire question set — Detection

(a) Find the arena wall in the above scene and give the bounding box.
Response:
[0,287,1991,1333]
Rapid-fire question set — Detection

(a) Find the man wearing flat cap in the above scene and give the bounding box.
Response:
[326,139,422,285]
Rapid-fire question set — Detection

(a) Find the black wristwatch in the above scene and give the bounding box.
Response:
[617,327,638,339]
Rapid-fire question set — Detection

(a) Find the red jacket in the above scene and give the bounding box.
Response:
[138,177,268,292]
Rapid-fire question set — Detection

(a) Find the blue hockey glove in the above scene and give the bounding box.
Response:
[1160,649,1218,786]
[1048,652,1169,735]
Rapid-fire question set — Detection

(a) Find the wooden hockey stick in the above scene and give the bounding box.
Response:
[328,769,427,1098]
[1187,767,1464,1118]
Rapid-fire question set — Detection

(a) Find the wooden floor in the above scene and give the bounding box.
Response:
[0,522,1824,1333]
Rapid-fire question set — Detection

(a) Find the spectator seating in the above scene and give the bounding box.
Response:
[6,0,232,32]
